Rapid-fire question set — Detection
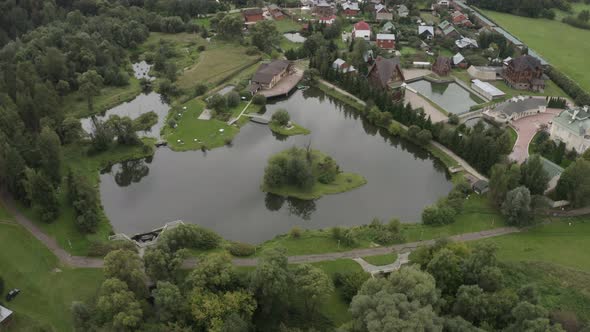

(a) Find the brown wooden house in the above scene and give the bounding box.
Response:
[502,55,545,92]
[367,56,405,90]
[243,8,264,24]
[432,56,452,76]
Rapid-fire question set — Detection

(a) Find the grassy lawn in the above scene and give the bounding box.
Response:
[63,77,142,118]
[507,126,517,149]
[0,205,104,331]
[362,253,398,266]
[176,42,260,90]
[162,98,240,151]
[280,36,301,51]
[481,9,590,93]
[138,32,207,72]
[262,150,367,200]
[274,19,303,33]
[269,121,310,136]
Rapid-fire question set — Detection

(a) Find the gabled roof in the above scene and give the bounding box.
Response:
[434,56,452,68]
[342,2,360,11]
[354,20,371,31]
[252,60,290,84]
[451,10,465,19]
[381,21,395,32]
[452,52,465,64]
[377,33,395,40]
[418,26,434,35]
[455,37,478,48]
[243,8,263,15]
[369,56,402,88]
[438,20,451,30]
[510,55,542,71]
[0,305,13,324]
[375,4,388,13]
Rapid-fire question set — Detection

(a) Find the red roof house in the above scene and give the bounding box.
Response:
[243,8,264,23]
[353,20,371,40]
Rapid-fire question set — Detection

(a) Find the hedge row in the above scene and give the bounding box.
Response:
[545,66,590,106]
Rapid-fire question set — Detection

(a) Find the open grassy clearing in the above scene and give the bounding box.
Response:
[0,204,104,331]
[269,121,310,136]
[507,126,517,149]
[481,9,590,93]
[274,19,303,33]
[362,253,398,266]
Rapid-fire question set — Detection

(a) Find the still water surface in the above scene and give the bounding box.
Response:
[99,88,453,243]
[408,80,483,114]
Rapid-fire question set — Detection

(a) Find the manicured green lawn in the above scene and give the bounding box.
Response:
[274,19,303,33]
[162,98,241,151]
[362,253,398,266]
[477,218,590,272]
[0,206,104,331]
[269,121,310,136]
[507,126,517,149]
[262,150,367,200]
[481,9,590,93]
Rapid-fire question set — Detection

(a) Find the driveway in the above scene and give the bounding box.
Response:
[509,108,562,163]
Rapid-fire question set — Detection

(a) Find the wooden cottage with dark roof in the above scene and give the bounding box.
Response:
[243,8,264,24]
[249,60,292,94]
[367,56,405,90]
[432,56,452,76]
[502,55,545,92]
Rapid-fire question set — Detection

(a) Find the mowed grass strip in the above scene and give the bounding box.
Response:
[481,9,590,93]
[0,203,104,331]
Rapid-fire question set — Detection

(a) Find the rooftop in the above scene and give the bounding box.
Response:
[0,305,13,324]
[492,96,547,116]
[252,60,290,84]
[472,79,505,97]
[553,106,590,135]
[354,21,371,30]
[377,33,395,40]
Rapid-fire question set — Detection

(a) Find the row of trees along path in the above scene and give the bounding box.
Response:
[2,188,519,268]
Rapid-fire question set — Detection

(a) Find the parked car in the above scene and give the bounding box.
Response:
[6,288,20,301]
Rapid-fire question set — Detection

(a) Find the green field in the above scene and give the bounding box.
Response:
[274,19,303,33]
[481,9,590,93]
[269,121,310,136]
[0,204,104,331]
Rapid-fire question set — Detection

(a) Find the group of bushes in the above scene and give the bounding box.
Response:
[422,181,471,226]
[206,91,242,120]
[158,224,222,252]
[329,217,406,248]
[546,66,590,106]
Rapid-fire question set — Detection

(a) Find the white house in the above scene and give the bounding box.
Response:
[353,21,371,40]
[332,58,356,73]
[550,106,590,153]
[455,37,478,49]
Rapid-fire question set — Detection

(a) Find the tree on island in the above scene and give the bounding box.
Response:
[271,109,290,127]
[263,147,316,190]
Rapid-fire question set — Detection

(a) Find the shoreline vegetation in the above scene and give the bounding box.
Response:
[261,148,367,200]
[269,121,310,136]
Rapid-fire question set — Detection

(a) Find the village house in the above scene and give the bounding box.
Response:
[468,65,502,80]
[455,36,478,49]
[418,25,434,40]
[502,55,546,92]
[268,4,285,20]
[483,96,547,123]
[242,8,264,24]
[438,20,459,38]
[381,21,395,33]
[452,52,467,68]
[319,15,337,25]
[342,1,360,16]
[0,305,13,328]
[250,60,292,94]
[471,79,505,100]
[367,56,405,89]
[436,0,450,8]
[376,33,396,49]
[367,0,382,11]
[550,106,590,153]
[353,20,371,40]
[375,4,393,21]
[451,10,473,26]
[332,58,357,73]
[314,0,336,17]
[432,56,452,76]
[397,4,409,17]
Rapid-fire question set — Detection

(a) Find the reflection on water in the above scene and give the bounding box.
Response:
[99,88,453,243]
[408,80,482,114]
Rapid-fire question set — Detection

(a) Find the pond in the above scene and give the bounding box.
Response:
[99,88,453,243]
[80,63,170,139]
[283,32,306,43]
[407,80,483,115]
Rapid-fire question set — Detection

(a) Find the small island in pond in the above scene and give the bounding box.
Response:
[269,109,310,137]
[262,146,366,200]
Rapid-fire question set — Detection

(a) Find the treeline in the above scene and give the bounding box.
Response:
[467,0,571,18]
[562,9,590,29]
[546,66,590,106]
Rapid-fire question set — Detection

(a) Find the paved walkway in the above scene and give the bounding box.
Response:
[227,100,253,125]
[509,108,562,164]
[353,252,411,276]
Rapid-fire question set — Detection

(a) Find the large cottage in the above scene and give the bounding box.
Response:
[502,55,545,92]
[550,106,590,153]
[432,56,452,76]
[367,56,405,89]
[242,8,264,24]
[250,60,292,94]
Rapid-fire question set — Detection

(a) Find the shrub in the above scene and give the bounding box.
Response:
[252,94,267,105]
[333,271,370,302]
[229,242,256,257]
[226,91,241,108]
[158,224,222,251]
[246,46,259,55]
[194,83,208,96]
[389,123,402,136]
[448,114,460,125]
[290,226,302,238]
[331,226,343,240]
[197,45,206,52]
[271,109,290,126]
[88,240,138,257]
[422,202,457,225]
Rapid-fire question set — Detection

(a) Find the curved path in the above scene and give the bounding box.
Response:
[508,108,562,164]
[1,190,519,269]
